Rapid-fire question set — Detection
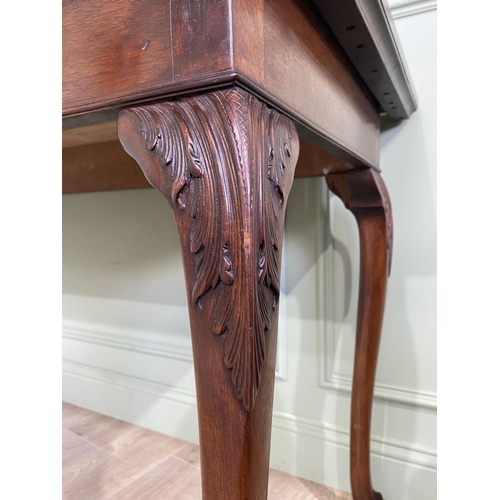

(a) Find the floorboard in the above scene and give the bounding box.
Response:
[62,402,352,500]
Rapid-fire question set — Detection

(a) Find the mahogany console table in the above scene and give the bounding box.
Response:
[62,1,417,498]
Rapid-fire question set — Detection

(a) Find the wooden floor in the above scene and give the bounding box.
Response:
[63,402,352,500]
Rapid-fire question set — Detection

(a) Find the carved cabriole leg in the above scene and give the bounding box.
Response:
[326,169,393,500]
[118,88,299,500]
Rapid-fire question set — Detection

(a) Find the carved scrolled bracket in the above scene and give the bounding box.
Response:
[118,88,299,412]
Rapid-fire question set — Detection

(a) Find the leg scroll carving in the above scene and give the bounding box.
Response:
[326,168,392,500]
[118,87,299,499]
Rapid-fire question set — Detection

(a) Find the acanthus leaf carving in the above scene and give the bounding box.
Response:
[119,88,299,412]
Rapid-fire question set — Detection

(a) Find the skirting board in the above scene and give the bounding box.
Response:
[63,360,436,500]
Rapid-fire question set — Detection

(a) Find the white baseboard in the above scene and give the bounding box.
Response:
[62,359,199,444]
[63,360,436,499]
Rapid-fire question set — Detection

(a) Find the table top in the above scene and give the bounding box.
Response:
[62,0,416,190]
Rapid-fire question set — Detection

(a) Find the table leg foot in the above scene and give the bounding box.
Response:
[118,87,299,500]
[326,169,392,500]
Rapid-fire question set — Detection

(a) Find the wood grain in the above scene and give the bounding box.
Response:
[63,141,151,194]
[259,0,380,166]
[326,169,392,500]
[171,0,232,80]
[61,122,354,195]
[62,427,100,471]
[62,402,352,499]
[233,0,265,82]
[63,0,382,168]
[118,88,298,499]
[62,122,119,148]
[61,3,408,496]
[63,0,174,114]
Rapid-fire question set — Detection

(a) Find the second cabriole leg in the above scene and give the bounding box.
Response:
[118,88,299,500]
[326,168,393,500]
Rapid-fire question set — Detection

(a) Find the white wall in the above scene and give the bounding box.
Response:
[62,3,436,498]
